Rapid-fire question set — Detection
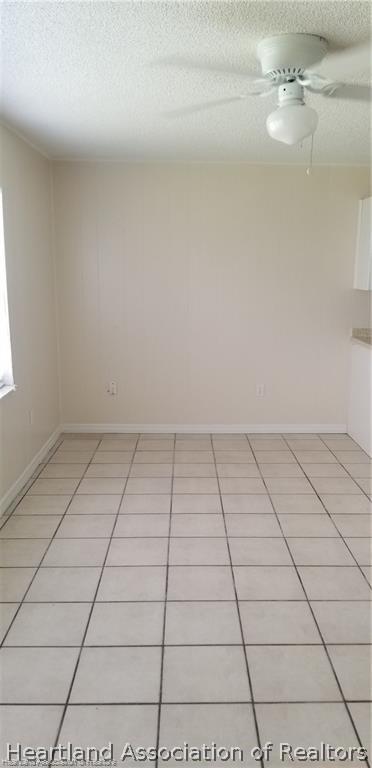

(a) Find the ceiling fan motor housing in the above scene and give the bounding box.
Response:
[257,33,328,82]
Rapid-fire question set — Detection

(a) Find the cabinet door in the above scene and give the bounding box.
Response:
[354,197,372,290]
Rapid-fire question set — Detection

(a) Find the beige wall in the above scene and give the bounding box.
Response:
[53,162,369,429]
[0,126,60,505]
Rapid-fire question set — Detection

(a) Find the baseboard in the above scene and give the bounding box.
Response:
[0,426,61,516]
[61,423,347,434]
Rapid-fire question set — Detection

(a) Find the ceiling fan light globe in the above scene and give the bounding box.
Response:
[266,104,318,145]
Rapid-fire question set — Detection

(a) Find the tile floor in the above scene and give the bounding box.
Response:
[0,432,371,767]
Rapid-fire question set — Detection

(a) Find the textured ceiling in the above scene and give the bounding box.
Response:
[1,1,371,163]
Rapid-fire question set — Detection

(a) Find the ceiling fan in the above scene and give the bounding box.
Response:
[160,33,371,145]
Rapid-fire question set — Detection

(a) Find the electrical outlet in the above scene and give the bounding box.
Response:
[107,381,118,396]
[256,384,266,397]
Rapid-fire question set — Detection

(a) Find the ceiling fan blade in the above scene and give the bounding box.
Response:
[164,95,247,118]
[154,54,260,79]
[320,82,372,102]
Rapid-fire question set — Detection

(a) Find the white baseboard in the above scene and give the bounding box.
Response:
[0,427,61,516]
[61,423,347,434]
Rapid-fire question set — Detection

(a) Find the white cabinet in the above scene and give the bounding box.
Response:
[354,197,372,290]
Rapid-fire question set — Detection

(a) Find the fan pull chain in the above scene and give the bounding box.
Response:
[306,133,314,176]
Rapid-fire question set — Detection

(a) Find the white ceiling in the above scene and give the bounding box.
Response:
[1,1,371,163]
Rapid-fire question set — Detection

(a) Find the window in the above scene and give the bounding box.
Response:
[0,190,14,394]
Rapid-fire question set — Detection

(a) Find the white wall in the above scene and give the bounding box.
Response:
[53,162,369,429]
[0,126,60,506]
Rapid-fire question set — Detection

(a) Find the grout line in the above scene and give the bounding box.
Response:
[48,434,141,747]
[274,434,372,766]
[211,433,264,768]
[154,433,175,768]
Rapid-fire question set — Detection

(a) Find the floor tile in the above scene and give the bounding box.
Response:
[130,463,173,477]
[162,646,250,702]
[120,495,171,514]
[97,566,166,601]
[172,495,221,514]
[60,439,100,451]
[173,463,216,478]
[298,566,371,599]
[84,464,130,478]
[56,514,115,538]
[167,566,235,600]
[310,478,363,494]
[51,451,95,463]
[248,645,340,702]
[327,645,371,700]
[356,479,372,496]
[0,604,18,642]
[216,464,261,478]
[361,566,371,584]
[250,438,288,451]
[0,515,60,539]
[14,496,72,515]
[343,464,372,478]
[173,478,219,494]
[133,451,173,463]
[321,437,360,450]
[225,514,281,537]
[92,452,133,464]
[170,514,225,537]
[295,450,336,464]
[28,479,80,495]
[302,463,348,477]
[348,703,372,756]
[0,568,36,601]
[0,540,49,567]
[278,513,338,537]
[39,464,87,478]
[222,495,273,514]
[125,478,172,494]
[311,601,370,643]
[70,647,161,702]
[174,451,214,463]
[176,438,212,450]
[256,703,361,767]
[332,515,372,537]
[234,566,304,600]
[219,478,266,494]
[169,538,229,565]
[286,437,328,450]
[214,451,255,464]
[165,601,241,644]
[42,539,108,566]
[114,514,170,537]
[240,601,320,644]
[334,450,370,464]
[85,602,164,645]
[270,495,325,514]
[106,538,168,565]
[25,567,101,602]
[58,705,158,762]
[287,538,354,566]
[98,439,137,451]
[265,478,314,494]
[77,478,126,495]
[0,647,79,703]
[345,538,372,565]
[137,439,174,451]
[67,495,121,514]
[159,704,257,767]
[253,451,295,464]
[229,538,292,565]
[0,705,63,760]
[320,495,372,515]
[259,464,305,478]
[5,603,91,646]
